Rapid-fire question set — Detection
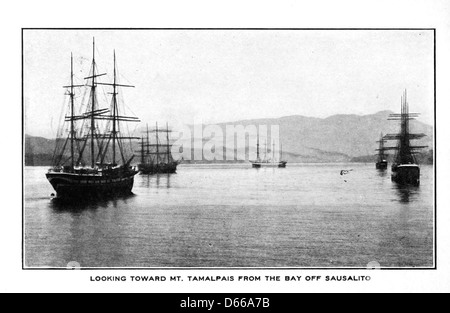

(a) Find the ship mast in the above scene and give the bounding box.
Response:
[140,137,145,164]
[156,122,159,163]
[280,143,283,161]
[56,54,84,168]
[90,38,96,168]
[256,131,260,161]
[272,141,275,163]
[399,91,411,163]
[70,53,75,169]
[146,123,150,156]
[112,51,117,165]
[166,122,170,163]
[264,140,267,161]
[139,124,149,165]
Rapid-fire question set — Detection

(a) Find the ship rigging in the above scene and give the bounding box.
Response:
[46,39,140,198]
[383,90,427,186]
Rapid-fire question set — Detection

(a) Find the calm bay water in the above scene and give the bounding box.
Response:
[24,163,434,268]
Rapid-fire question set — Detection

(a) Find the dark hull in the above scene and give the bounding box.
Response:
[251,161,287,168]
[391,164,420,186]
[376,161,388,170]
[46,170,137,198]
[138,162,178,174]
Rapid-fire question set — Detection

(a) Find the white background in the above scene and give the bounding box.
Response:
[1,0,449,293]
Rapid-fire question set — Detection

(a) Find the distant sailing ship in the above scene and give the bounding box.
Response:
[137,122,180,174]
[250,133,287,168]
[46,39,140,198]
[384,90,427,186]
[375,132,388,169]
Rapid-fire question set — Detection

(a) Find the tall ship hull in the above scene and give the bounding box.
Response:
[46,168,137,198]
[375,160,388,170]
[391,164,420,186]
[138,162,179,174]
[251,161,287,168]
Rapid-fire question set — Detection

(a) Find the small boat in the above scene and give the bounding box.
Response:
[46,39,140,198]
[375,132,388,170]
[250,133,287,168]
[137,122,180,174]
[383,90,427,186]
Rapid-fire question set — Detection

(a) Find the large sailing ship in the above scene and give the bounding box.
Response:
[375,132,388,170]
[46,40,140,198]
[384,90,427,186]
[137,122,180,174]
[250,133,287,168]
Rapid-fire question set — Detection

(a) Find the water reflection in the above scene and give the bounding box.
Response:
[142,174,152,189]
[165,174,171,189]
[49,193,136,212]
[376,169,388,177]
[140,173,173,189]
[393,183,420,203]
[156,174,172,189]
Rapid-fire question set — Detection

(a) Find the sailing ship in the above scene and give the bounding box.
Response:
[46,39,140,198]
[375,132,388,169]
[383,90,427,186]
[250,133,287,168]
[137,122,180,174]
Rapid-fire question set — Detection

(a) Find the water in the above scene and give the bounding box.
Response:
[24,163,434,268]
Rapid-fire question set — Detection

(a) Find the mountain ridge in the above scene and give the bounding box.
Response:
[24,110,433,165]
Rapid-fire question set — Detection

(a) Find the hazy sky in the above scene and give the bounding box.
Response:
[23,29,434,138]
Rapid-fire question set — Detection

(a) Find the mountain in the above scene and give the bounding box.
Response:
[24,111,433,165]
[212,110,433,162]
[24,135,56,166]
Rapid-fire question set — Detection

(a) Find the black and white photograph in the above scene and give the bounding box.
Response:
[23,29,435,269]
[1,0,449,294]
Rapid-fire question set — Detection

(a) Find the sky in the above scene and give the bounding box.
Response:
[23,29,434,138]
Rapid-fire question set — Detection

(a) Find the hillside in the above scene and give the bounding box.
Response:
[24,111,433,165]
[213,110,432,162]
